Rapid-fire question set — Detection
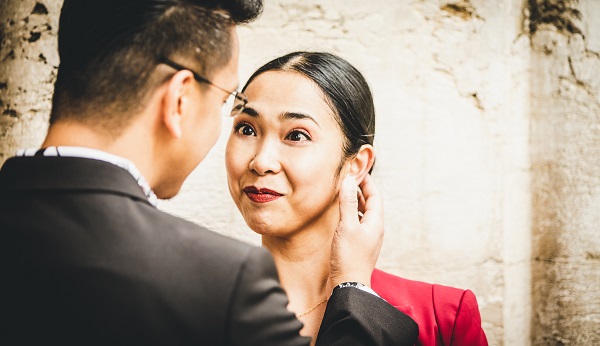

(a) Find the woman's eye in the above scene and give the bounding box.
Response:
[285,130,311,142]
[234,123,256,136]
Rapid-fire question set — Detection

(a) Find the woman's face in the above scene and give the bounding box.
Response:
[225,71,347,237]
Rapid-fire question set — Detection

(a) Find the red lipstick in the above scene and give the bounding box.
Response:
[243,186,283,203]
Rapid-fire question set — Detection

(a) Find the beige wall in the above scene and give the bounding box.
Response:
[1,1,599,345]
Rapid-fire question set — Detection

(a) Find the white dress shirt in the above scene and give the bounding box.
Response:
[17,146,158,207]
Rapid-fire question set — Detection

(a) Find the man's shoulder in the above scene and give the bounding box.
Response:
[0,154,261,280]
[144,205,256,259]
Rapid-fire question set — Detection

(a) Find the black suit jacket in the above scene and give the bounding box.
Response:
[0,156,418,345]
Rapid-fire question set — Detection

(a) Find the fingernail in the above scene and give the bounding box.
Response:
[344,174,357,186]
[342,176,356,192]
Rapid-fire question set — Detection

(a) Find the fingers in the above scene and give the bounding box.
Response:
[339,175,359,226]
[357,174,383,227]
[357,185,366,216]
[358,173,378,203]
[331,174,384,287]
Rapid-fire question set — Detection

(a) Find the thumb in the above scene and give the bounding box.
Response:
[339,175,359,227]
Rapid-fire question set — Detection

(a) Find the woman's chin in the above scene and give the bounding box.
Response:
[245,217,287,237]
[247,221,278,236]
[242,208,273,229]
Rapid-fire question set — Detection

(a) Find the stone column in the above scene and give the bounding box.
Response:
[529,0,600,344]
[0,0,61,165]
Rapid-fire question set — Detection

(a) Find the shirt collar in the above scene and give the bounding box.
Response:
[16,146,158,207]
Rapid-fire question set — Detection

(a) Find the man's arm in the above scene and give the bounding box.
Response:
[226,246,309,346]
[226,246,418,346]
[317,287,419,345]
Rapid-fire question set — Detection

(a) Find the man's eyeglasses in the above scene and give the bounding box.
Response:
[160,58,247,117]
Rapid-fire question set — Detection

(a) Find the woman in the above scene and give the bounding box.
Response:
[225,51,488,345]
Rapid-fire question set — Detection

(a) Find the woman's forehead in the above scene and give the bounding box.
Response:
[243,71,336,123]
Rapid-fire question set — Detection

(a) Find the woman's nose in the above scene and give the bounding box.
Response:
[248,141,282,175]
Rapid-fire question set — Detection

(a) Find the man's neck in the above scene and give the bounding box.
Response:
[42,121,157,189]
[43,122,115,149]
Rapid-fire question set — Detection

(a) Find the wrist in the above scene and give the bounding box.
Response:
[331,272,372,288]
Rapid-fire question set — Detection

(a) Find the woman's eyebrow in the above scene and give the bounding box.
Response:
[240,106,259,117]
[280,111,321,128]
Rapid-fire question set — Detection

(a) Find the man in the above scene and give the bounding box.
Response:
[0,0,418,345]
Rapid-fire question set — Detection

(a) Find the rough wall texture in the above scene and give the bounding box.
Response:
[0,1,60,164]
[529,0,600,344]
[1,1,599,345]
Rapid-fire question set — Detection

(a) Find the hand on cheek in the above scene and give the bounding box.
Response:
[330,174,384,289]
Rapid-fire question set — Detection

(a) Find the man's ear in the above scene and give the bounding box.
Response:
[161,70,196,139]
[348,144,375,184]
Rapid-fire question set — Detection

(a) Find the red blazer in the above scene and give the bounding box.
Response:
[371,269,488,346]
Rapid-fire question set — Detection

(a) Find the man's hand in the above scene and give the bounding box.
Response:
[330,174,384,288]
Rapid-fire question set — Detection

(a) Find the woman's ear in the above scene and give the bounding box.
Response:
[349,144,375,184]
[161,70,195,139]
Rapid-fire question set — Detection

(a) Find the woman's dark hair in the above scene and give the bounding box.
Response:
[243,51,375,172]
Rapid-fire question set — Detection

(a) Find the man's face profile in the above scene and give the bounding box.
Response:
[155,27,241,199]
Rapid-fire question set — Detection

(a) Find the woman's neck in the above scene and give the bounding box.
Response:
[263,226,336,344]
[260,197,342,343]
[263,228,334,313]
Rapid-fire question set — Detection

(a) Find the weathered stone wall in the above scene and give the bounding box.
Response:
[1,1,599,345]
[529,0,600,344]
[0,0,60,164]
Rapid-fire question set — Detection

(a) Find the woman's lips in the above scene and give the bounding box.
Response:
[243,186,283,203]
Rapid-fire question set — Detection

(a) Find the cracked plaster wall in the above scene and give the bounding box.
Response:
[1,1,599,345]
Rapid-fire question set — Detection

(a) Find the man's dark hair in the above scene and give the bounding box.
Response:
[51,0,263,131]
[243,51,376,173]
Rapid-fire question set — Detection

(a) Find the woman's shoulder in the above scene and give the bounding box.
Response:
[371,269,472,305]
[371,268,476,305]
[371,269,488,346]
[371,268,435,303]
